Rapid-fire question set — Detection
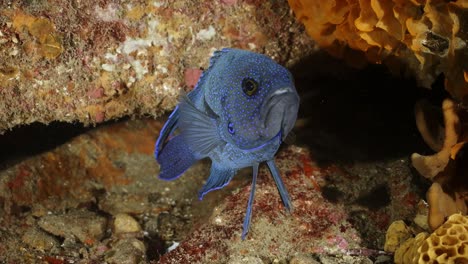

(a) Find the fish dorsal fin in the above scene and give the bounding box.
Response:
[192,48,231,93]
[179,96,225,158]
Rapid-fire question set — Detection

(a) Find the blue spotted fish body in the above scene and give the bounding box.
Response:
[155,48,299,239]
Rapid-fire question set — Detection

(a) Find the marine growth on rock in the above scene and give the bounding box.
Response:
[288,0,468,103]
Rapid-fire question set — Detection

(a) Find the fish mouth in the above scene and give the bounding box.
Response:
[260,86,299,141]
[242,130,282,152]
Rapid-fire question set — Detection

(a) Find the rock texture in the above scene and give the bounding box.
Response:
[157,146,417,263]
[0,0,316,133]
[0,111,422,262]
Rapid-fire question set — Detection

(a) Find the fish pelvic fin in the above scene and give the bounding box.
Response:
[198,163,236,200]
[241,163,259,240]
[267,160,293,212]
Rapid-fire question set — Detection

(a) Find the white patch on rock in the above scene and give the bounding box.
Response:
[196,26,216,41]
[95,4,120,22]
[102,64,115,72]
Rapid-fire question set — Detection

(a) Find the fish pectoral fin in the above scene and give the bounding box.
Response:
[198,163,236,200]
[155,106,179,159]
[267,160,293,212]
[179,96,224,157]
[242,163,259,240]
[157,135,197,181]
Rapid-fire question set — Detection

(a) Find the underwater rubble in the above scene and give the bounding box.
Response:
[0,117,421,263]
[1,0,467,263]
[0,53,432,262]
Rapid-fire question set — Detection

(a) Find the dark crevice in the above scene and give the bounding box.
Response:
[289,51,444,165]
[0,117,128,170]
[355,184,391,210]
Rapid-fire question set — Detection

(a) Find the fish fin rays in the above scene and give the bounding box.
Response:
[198,163,236,200]
[154,106,179,159]
[157,135,197,181]
[192,49,230,94]
[267,160,293,212]
[179,96,224,157]
[242,163,259,240]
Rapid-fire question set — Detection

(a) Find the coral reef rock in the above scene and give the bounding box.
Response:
[158,146,419,263]
[288,0,468,102]
[0,0,316,133]
[0,115,421,262]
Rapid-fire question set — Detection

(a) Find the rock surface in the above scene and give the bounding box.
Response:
[157,146,416,263]
[38,210,108,246]
[0,118,242,262]
[0,37,430,263]
[0,0,316,133]
[113,213,142,235]
[105,238,147,264]
[21,226,60,252]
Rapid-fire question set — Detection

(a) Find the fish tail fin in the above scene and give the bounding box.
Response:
[157,135,197,180]
[241,163,259,240]
[267,160,293,212]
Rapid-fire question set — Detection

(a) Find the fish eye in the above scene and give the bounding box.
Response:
[242,78,258,96]
[228,122,235,134]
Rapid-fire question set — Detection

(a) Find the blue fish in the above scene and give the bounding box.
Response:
[155,48,299,239]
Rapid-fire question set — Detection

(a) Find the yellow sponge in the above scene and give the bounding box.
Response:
[394,214,468,264]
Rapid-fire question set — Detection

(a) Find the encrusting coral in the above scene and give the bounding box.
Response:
[390,214,468,264]
[288,0,468,103]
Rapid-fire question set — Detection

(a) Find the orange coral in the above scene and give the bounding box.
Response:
[411,98,468,230]
[288,0,468,102]
[426,182,466,230]
[411,99,460,180]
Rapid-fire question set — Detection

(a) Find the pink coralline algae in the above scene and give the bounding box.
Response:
[94,111,105,123]
[156,140,418,263]
[87,87,105,100]
[221,0,238,5]
[158,146,360,263]
[184,68,203,90]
